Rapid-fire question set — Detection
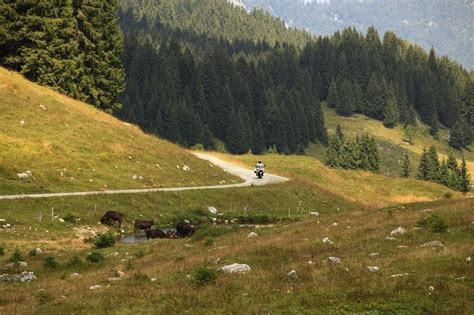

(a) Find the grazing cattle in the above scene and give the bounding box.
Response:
[100,211,124,228]
[145,229,166,240]
[176,222,197,238]
[133,219,155,234]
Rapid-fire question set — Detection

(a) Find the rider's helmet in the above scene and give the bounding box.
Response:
[258,161,262,164]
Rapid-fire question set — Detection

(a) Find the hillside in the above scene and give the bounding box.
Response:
[307,103,474,180]
[243,0,474,69]
[0,67,240,194]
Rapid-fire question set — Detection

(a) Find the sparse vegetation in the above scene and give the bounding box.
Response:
[86,252,104,264]
[193,266,218,286]
[63,213,77,223]
[418,214,449,233]
[67,256,83,268]
[43,256,59,269]
[8,248,23,263]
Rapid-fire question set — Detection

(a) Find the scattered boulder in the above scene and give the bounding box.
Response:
[322,237,333,245]
[367,266,380,273]
[39,104,47,111]
[17,171,32,179]
[428,286,435,292]
[390,273,409,278]
[108,277,121,281]
[116,271,125,278]
[420,241,444,248]
[368,252,379,257]
[89,285,102,290]
[247,232,259,238]
[308,261,315,265]
[331,222,338,227]
[0,271,36,282]
[390,227,407,236]
[310,212,320,217]
[287,270,297,278]
[219,263,251,274]
[34,248,43,255]
[182,165,190,171]
[466,257,471,262]
[20,120,25,126]
[208,207,218,214]
[70,273,81,278]
[385,237,397,241]
[328,256,341,265]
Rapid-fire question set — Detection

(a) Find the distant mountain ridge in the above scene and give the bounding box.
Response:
[242,0,474,70]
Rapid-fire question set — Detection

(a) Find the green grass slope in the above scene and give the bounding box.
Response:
[0,67,240,194]
[308,103,474,179]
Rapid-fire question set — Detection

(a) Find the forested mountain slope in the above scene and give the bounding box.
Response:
[242,0,474,70]
[117,0,473,155]
[0,67,238,194]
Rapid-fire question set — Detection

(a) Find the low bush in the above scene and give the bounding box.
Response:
[124,260,134,270]
[8,248,23,263]
[86,252,104,263]
[93,233,115,249]
[43,256,59,269]
[418,214,449,233]
[193,266,218,286]
[67,256,83,267]
[63,213,77,223]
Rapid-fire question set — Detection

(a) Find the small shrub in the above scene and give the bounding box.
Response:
[43,256,59,269]
[444,192,453,199]
[8,248,23,263]
[128,272,149,284]
[63,213,77,223]
[418,214,449,233]
[124,260,134,270]
[203,238,214,247]
[67,256,83,267]
[190,143,204,151]
[193,266,218,286]
[135,250,145,258]
[86,251,104,263]
[93,233,115,249]
[36,289,53,305]
[0,245,4,256]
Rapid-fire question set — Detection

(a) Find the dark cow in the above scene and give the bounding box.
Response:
[145,229,166,240]
[134,219,155,234]
[100,211,124,228]
[176,222,197,238]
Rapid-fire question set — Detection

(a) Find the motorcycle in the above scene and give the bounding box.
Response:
[254,167,265,179]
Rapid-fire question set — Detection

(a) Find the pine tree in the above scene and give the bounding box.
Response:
[401,151,411,177]
[460,156,471,194]
[326,133,343,168]
[447,152,458,171]
[383,96,400,128]
[417,148,430,180]
[438,159,449,186]
[449,119,470,149]
[365,73,385,119]
[251,122,266,155]
[336,79,355,116]
[327,78,338,108]
[426,146,440,181]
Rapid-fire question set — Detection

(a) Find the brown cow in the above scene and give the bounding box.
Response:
[134,219,155,235]
[145,229,166,240]
[100,211,124,228]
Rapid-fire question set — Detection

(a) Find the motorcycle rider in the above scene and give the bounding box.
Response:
[254,160,265,177]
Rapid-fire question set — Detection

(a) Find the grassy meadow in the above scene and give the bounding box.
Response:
[310,103,474,179]
[0,67,240,195]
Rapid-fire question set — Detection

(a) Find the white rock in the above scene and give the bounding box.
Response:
[151,278,157,282]
[466,257,472,262]
[70,273,81,278]
[35,248,43,255]
[322,237,333,245]
[287,270,297,278]
[390,227,407,236]
[128,156,133,160]
[308,261,315,265]
[328,257,341,265]
[219,263,251,274]
[58,218,65,223]
[17,172,30,179]
[39,104,47,111]
[390,273,409,278]
[208,207,218,214]
[397,245,408,249]
[385,237,397,241]
[213,258,221,265]
[185,274,192,280]
[247,232,259,238]
[367,266,380,273]
[182,165,190,171]
[331,222,338,227]
[108,277,121,281]
[89,285,102,290]
[20,120,25,126]
[420,241,444,248]
[428,286,435,292]
[368,252,379,257]
[117,271,125,278]
[310,212,320,217]
[0,219,5,222]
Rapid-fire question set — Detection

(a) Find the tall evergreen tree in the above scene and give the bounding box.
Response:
[401,151,411,177]
[336,79,355,116]
[459,156,471,194]
[383,95,400,128]
[327,78,338,108]
[417,148,430,180]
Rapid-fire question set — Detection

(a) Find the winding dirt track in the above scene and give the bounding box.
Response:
[0,153,288,200]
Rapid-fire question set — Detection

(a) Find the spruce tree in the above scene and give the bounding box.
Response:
[366,73,384,119]
[326,134,343,168]
[417,148,430,180]
[401,151,411,177]
[438,159,449,186]
[426,146,440,181]
[383,96,400,128]
[460,156,471,194]
[336,79,355,116]
[447,152,458,171]
[327,78,338,108]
